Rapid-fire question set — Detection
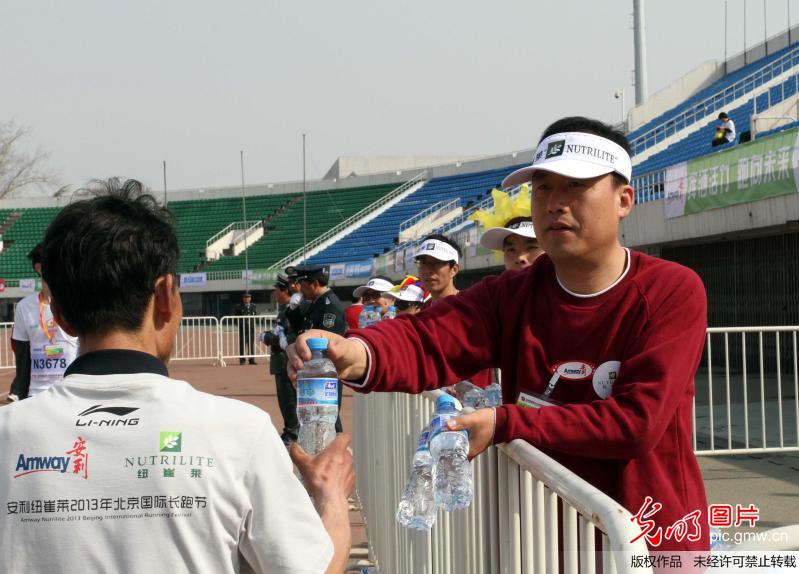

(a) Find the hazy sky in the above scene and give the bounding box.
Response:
[1,0,793,193]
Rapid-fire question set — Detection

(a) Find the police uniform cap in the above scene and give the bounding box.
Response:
[285,266,299,282]
[293,265,329,282]
[274,273,290,290]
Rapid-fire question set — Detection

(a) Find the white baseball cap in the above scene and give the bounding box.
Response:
[480,219,536,251]
[502,132,632,188]
[353,277,395,297]
[414,239,459,264]
[386,284,427,303]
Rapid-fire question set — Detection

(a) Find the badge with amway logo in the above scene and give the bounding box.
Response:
[552,360,595,381]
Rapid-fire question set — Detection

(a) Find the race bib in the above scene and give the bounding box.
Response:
[297,377,339,407]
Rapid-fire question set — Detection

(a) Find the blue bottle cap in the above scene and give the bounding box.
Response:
[388,306,396,311]
[435,394,457,410]
[307,337,329,351]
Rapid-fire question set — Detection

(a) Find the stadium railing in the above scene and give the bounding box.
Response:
[218,314,277,366]
[269,172,428,271]
[695,326,799,455]
[0,322,14,370]
[630,45,799,156]
[354,389,652,574]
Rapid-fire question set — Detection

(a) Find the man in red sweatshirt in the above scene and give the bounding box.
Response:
[288,116,709,553]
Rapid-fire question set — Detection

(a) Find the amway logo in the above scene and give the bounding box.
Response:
[14,436,89,479]
[553,361,595,381]
[76,404,139,428]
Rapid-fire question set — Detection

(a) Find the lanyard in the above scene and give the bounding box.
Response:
[39,293,56,343]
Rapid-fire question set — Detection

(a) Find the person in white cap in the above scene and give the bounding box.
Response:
[288,116,710,553]
[352,275,395,316]
[413,233,461,304]
[471,187,543,272]
[383,279,428,316]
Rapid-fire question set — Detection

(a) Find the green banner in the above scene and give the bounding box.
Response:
[250,269,278,286]
[664,128,799,218]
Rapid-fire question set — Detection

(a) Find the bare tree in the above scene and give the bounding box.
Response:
[0,120,59,199]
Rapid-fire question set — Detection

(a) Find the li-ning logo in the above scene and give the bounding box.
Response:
[545,140,566,158]
[14,436,89,479]
[76,404,140,428]
[160,432,182,453]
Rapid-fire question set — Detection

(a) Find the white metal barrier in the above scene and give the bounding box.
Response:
[218,314,277,367]
[0,322,14,370]
[695,327,799,455]
[171,316,221,363]
[353,390,651,574]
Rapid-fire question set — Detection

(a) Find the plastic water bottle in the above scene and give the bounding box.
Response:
[429,394,473,511]
[296,338,339,455]
[358,306,372,329]
[370,306,382,324]
[459,381,486,409]
[383,306,397,320]
[396,425,436,530]
[484,382,502,407]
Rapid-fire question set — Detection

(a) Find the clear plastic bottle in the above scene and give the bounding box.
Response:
[428,394,473,511]
[370,306,382,324]
[395,425,436,530]
[484,382,502,407]
[296,338,339,455]
[458,380,486,409]
[383,306,397,320]
[358,306,373,329]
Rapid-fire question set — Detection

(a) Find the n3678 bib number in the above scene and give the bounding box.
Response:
[33,357,68,370]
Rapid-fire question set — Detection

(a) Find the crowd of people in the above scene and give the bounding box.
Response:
[1,115,711,571]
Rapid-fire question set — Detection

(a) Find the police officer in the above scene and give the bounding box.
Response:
[284,266,309,337]
[233,292,258,365]
[258,274,298,445]
[293,264,346,432]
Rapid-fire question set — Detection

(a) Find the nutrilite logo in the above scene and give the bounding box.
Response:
[545,140,566,158]
[160,432,182,453]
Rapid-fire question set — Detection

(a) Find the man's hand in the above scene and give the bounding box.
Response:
[287,330,368,382]
[445,407,497,459]
[290,434,355,574]
[289,434,356,506]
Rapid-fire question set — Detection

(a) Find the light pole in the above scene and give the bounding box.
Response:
[614,89,626,125]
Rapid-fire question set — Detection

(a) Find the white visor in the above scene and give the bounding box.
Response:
[353,277,395,297]
[414,239,459,264]
[480,219,537,251]
[387,284,427,303]
[502,132,632,188]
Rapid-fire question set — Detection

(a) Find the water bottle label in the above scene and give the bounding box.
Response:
[429,414,468,443]
[297,377,339,406]
[415,429,431,452]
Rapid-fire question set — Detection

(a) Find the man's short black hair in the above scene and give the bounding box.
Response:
[718,112,729,120]
[539,116,631,186]
[27,243,43,268]
[41,178,179,336]
[421,233,462,262]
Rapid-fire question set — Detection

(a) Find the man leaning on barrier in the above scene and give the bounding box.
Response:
[289,117,710,553]
[0,178,354,573]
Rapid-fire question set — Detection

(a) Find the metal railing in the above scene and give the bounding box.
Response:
[204,270,245,282]
[630,169,667,204]
[388,183,525,260]
[269,172,428,270]
[205,220,262,248]
[354,389,651,574]
[171,316,221,363]
[218,314,277,366]
[694,326,799,455]
[630,45,799,156]
[399,198,459,235]
[0,322,14,370]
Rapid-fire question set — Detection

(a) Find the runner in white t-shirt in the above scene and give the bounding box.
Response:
[10,243,79,399]
[1,180,354,573]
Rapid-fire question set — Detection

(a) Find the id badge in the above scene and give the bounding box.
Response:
[516,391,559,409]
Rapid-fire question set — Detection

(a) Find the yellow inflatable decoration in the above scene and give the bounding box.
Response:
[467,184,531,230]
